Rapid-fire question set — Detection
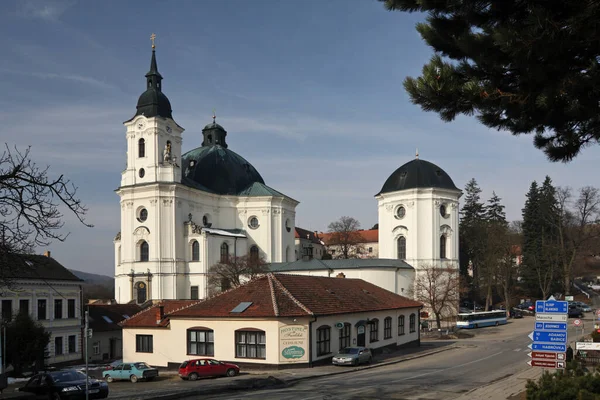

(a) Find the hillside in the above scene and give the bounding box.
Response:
[69,269,114,288]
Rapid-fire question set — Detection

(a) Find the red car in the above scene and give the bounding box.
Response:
[178,358,240,381]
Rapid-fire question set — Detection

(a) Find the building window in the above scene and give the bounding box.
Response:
[37,299,47,320]
[339,323,351,350]
[220,243,229,263]
[136,334,153,353]
[368,247,373,253]
[135,282,147,304]
[93,341,100,355]
[54,299,62,319]
[140,241,149,262]
[384,317,392,339]
[369,319,379,342]
[440,235,447,259]
[410,313,416,333]
[396,206,406,219]
[138,208,148,222]
[55,336,63,356]
[316,326,331,356]
[398,315,405,336]
[249,245,259,260]
[68,335,76,354]
[190,286,199,300]
[248,216,259,229]
[1,300,11,321]
[138,168,145,178]
[440,204,447,218]
[285,219,291,232]
[19,299,29,316]
[188,329,214,356]
[138,138,145,158]
[397,236,406,260]
[68,299,76,319]
[191,240,200,261]
[235,330,266,359]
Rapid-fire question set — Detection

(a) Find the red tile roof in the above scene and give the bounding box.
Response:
[319,229,378,245]
[121,274,422,328]
[120,300,200,328]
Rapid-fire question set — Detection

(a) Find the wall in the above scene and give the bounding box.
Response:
[88,331,123,362]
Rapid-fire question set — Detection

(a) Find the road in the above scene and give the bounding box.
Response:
[188,315,593,400]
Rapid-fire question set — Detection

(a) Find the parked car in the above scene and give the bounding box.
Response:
[102,362,158,383]
[19,369,109,399]
[568,305,584,318]
[516,301,535,312]
[509,308,523,318]
[179,358,240,381]
[570,301,592,313]
[332,347,373,366]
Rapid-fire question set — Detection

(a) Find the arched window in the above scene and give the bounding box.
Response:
[138,138,145,158]
[409,313,416,333]
[369,318,379,342]
[384,317,392,339]
[440,235,447,259]
[220,242,229,263]
[398,315,405,336]
[140,241,149,262]
[191,240,200,261]
[249,245,259,261]
[397,236,406,260]
[316,325,331,356]
[135,282,147,304]
[339,323,351,350]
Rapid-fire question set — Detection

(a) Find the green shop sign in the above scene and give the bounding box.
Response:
[282,346,305,359]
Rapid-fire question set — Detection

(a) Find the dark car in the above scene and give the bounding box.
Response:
[19,369,109,399]
[568,305,584,318]
[179,358,240,381]
[509,308,523,318]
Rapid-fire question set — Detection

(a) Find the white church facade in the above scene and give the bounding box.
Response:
[114,45,461,305]
[114,47,298,304]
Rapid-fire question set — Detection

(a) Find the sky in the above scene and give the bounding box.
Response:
[1,0,599,277]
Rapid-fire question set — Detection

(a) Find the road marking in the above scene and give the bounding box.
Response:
[514,348,521,352]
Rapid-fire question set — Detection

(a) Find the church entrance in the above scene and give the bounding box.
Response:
[357,325,366,347]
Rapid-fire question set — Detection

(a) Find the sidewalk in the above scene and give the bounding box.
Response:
[453,365,540,400]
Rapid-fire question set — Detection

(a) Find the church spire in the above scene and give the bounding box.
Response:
[145,33,163,91]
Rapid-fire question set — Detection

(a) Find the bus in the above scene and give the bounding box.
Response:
[456,311,508,329]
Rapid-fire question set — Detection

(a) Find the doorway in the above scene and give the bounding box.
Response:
[357,325,366,347]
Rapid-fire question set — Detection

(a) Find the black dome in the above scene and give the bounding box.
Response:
[181,145,265,195]
[377,159,458,195]
[135,88,172,119]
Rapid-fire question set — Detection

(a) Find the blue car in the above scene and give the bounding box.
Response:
[102,362,159,383]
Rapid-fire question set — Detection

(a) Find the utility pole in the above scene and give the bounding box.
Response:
[84,310,89,400]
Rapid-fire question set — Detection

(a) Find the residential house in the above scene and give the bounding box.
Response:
[319,229,379,259]
[86,303,142,362]
[294,227,326,260]
[2,252,83,365]
[121,273,422,368]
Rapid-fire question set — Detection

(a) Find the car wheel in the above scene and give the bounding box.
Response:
[495,322,499,326]
[105,375,113,383]
[226,368,237,377]
[130,375,138,383]
[188,372,199,381]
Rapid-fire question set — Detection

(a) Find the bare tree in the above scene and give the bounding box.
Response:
[326,216,365,259]
[0,145,90,286]
[207,255,268,295]
[413,265,460,329]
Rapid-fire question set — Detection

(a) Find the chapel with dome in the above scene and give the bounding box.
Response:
[114,45,298,304]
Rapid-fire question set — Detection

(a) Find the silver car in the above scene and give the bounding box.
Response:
[332,347,373,366]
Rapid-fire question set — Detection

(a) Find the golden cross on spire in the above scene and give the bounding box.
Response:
[416,148,419,159]
[212,109,216,123]
[150,33,156,49]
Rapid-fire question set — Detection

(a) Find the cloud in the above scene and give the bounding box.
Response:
[16,0,77,22]
[0,68,118,91]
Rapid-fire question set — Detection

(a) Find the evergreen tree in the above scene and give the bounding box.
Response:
[485,192,508,226]
[521,181,542,297]
[380,0,600,162]
[481,192,509,309]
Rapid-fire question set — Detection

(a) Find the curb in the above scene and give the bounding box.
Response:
[120,344,460,400]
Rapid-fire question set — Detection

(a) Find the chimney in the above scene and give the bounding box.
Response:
[336,272,346,279]
[156,305,164,324]
[43,250,51,258]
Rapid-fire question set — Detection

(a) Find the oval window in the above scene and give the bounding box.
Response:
[440,204,447,218]
[139,168,145,178]
[396,206,406,219]
[138,208,148,222]
[249,216,259,229]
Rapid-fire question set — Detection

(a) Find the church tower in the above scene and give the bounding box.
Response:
[375,152,462,272]
[115,36,185,304]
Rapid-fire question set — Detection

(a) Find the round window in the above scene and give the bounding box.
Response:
[396,206,406,219]
[138,208,148,222]
[249,216,259,229]
[202,214,210,227]
[139,168,145,178]
[440,204,447,218]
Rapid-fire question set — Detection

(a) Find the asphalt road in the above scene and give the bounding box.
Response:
[190,315,594,400]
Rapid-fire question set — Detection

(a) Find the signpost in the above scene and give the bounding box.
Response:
[574,319,582,327]
[576,342,600,351]
[529,298,568,369]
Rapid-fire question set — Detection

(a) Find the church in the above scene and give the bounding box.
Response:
[114,45,461,304]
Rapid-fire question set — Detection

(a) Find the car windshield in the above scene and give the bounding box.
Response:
[49,370,86,382]
[180,361,188,368]
[134,362,151,370]
[338,348,360,355]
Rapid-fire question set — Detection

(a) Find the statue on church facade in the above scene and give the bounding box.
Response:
[163,142,172,163]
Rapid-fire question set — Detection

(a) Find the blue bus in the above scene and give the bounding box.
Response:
[456,311,508,329]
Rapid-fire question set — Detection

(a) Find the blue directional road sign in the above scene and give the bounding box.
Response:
[529,331,567,343]
[529,343,567,352]
[535,322,567,331]
[536,300,568,314]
